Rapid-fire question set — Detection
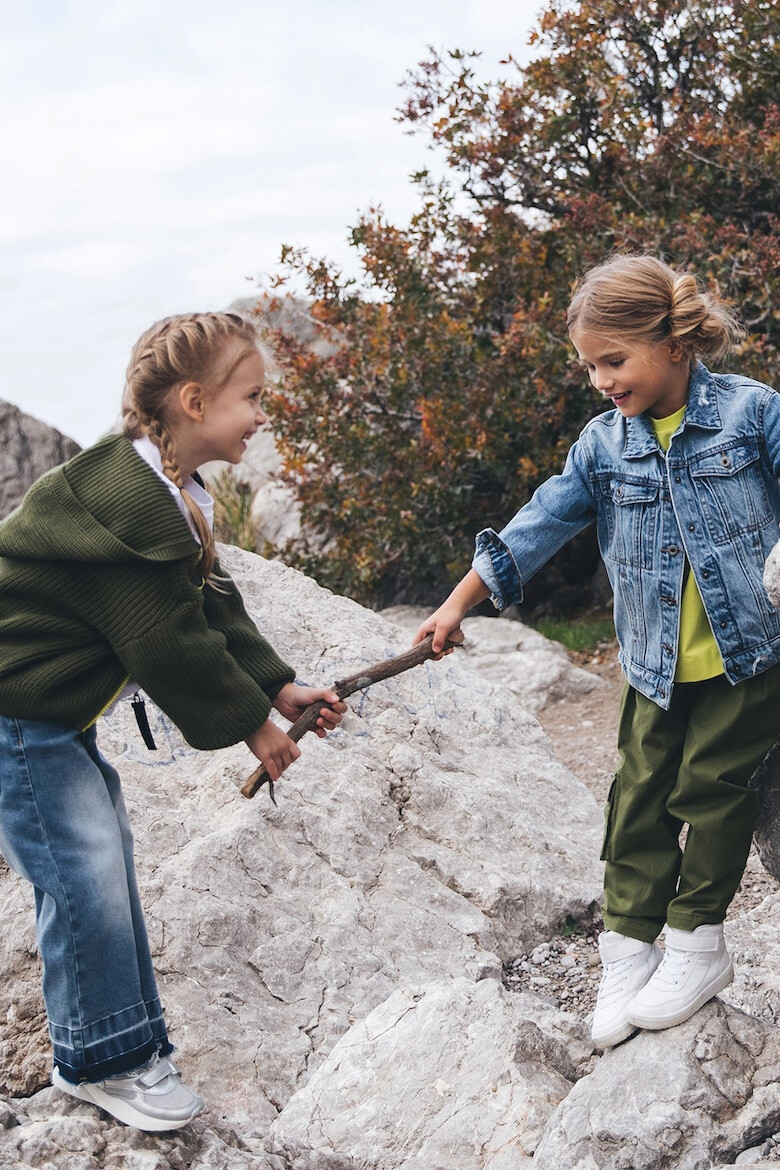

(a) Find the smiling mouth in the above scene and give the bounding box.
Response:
[609,391,630,404]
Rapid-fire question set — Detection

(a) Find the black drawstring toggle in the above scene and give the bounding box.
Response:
[132,693,157,750]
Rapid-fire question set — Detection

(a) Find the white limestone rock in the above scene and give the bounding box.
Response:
[0,545,603,1162]
[722,894,780,1025]
[0,871,47,1098]
[2,541,780,1167]
[269,977,594,1170]
[0,1088,277,1169]
[532,999,780,1170]
[381,606,607,714]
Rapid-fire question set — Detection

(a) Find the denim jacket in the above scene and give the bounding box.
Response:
[473,363,780,709]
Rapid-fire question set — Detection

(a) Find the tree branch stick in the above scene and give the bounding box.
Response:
[241,630,464,801]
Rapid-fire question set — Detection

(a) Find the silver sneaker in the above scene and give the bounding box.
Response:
[53,1052,206,1132]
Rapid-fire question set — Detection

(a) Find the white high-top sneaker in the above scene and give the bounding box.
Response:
[626,923,733,1031]
[591,931,663,1049]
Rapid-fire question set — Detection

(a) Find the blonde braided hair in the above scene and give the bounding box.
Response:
[567,254,745,363]
[122,311,261,587]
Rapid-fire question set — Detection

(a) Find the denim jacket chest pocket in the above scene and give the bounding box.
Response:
[596,474,661,571]
[688,441,773,545]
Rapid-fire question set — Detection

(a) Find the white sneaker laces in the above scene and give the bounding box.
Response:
[598,954,636,1003]
[652,946,692,988]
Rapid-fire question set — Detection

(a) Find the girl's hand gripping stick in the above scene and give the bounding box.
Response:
[241,630,465,802]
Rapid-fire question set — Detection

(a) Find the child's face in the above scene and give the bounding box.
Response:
[572,331,690,420]
[199,347,268,464]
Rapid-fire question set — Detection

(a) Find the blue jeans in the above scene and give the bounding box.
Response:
[0,717,171,1082]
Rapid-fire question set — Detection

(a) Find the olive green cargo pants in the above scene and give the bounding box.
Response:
[602,665,780,944]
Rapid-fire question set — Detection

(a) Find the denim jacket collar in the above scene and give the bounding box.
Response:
[623,363,723,460]
[683,362,724,431]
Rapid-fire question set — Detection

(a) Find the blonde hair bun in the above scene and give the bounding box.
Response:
[567,254,744,362]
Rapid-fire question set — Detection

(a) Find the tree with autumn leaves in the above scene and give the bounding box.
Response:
[260,0,779,611]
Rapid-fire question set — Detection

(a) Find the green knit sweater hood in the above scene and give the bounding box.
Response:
[0,433,200,564]
[0,434,294,749]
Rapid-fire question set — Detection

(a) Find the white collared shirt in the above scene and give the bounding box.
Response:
[132,434,215,542]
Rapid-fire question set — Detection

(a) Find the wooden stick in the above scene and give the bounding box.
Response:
[241,630,464,801]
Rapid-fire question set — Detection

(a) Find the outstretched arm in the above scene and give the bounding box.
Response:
[413,569,490,654]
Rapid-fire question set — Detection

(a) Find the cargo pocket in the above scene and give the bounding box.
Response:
[600,776,618,862]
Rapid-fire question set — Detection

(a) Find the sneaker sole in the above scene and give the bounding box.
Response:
[592,1019,639,1049]
[626,962,734,1031]
[52,1069,205,1132]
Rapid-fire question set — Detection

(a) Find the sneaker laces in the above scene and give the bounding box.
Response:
[652,945,693,989]
[598,954,638,1004]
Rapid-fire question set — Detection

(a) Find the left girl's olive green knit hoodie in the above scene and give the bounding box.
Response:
[0,434,294,749]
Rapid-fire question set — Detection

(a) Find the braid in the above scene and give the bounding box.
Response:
[154,419,217,578]
[122,311,260,588]
[151,418,182,487]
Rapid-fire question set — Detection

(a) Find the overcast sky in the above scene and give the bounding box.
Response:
[2,0,541,446]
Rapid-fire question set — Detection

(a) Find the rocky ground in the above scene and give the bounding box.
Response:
[503,635,780,1025]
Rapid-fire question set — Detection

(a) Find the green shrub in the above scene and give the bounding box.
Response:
[530,614,616,655]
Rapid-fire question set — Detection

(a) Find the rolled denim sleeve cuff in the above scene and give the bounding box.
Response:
[473,527,524,611]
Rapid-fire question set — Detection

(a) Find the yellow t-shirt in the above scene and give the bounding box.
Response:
[651,406,724,682]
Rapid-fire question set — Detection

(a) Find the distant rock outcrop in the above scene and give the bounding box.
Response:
[200,294,337,553]
[0,400,80,518]
[201,427,303,550]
